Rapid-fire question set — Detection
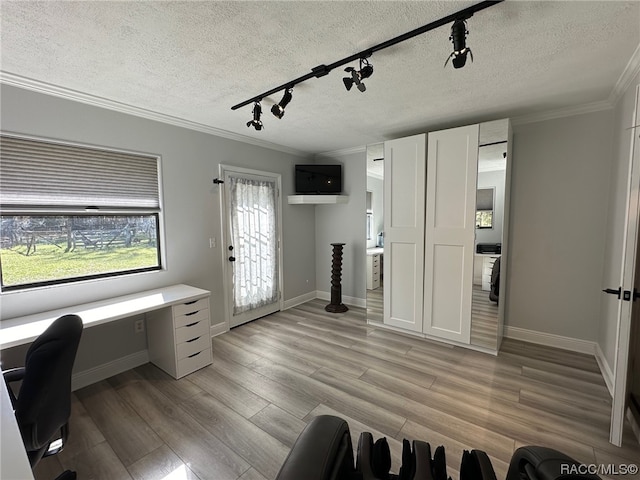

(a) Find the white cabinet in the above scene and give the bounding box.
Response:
[383,134,427,333]
[367,253,381,290]
[376,119,511,353]
[147,296,213,378]
[422,124,479,344]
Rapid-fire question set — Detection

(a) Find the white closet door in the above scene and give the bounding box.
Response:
[423,125,479,343]
[383,134,426,332]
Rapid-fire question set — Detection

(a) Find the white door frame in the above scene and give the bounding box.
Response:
[610,85,640,446]
[219,164,284,328]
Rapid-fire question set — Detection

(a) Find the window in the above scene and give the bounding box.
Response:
[0,134,162,290]
[476,187,494,229]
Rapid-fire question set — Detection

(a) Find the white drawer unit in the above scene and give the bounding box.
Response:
[367,254,381,290]
[481,255,499,291]
[147,296,213,379]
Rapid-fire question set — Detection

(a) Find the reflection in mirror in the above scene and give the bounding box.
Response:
[476,187,494,229]
[470,120,508,351]
[366,143,384,323]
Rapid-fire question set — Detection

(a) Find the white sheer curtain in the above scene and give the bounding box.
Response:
[229,175,278,315]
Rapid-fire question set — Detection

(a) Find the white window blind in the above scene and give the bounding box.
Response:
[0,134,160,211]
[476,187,494,211]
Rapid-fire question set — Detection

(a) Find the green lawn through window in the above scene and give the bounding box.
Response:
[1,244,159,287]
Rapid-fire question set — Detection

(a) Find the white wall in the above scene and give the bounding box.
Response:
[0,84,316,372]
[314,150,367,304]
[599,73,640,370]
[507,109,614,341]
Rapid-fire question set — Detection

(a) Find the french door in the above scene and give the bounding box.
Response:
[221,166,283,328]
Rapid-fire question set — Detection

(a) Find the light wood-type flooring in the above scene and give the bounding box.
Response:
[470,284,499,351]
[34,300,640,480]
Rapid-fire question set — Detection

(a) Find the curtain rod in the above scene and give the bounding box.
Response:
[231,0,503,111]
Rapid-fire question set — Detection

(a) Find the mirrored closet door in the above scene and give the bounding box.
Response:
[365,143,384,324]
[365,119,511,354]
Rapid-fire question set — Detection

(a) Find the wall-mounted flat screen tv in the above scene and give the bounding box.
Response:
[295,164,342,194]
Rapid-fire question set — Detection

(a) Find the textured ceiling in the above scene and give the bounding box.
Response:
[1,1,639,154]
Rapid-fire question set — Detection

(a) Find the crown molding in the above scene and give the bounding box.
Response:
[511,100,613,126]
[316,145,367,159]
[0,71,306,157]
[609,43,640,106]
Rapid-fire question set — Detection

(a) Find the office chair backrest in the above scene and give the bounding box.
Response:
[15,314,83,454]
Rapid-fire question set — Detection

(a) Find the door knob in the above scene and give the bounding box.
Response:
[229,256,236,262]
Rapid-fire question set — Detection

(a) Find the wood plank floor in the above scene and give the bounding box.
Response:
[34,300,640,480]
[470,284,499,351]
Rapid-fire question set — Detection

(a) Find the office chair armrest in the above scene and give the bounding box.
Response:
[276,415,355,480]
[2,367,25,406]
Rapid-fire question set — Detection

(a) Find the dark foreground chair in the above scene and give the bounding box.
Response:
[275,415,601,480]
[3,314,83,480]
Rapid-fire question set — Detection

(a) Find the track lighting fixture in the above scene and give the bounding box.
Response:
[232,1,503,129]
[271,88,293,119]
[444,18,473,69]
[246,101,263,130]
[343,58,374,92]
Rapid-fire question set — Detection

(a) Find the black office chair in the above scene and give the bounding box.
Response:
[3,314,83,479]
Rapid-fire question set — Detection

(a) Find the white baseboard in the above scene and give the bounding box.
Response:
[503,325,596,355]
[315,290,366,308]
[595,342,614,397]
[71,350,149,391]
[210,322,228,337]
[283,291,317,310]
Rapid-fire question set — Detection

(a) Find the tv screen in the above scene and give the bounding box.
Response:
[295,164,342,194]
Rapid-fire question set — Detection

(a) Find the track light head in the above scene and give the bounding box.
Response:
[343,58,373,92]
[444,18,473,69]
[247,101,263,130]
[271,88,293,119]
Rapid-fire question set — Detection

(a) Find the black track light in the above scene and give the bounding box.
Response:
[271,88,293,119]
[445,18,473,69]
[343,58,374,92]
[246,101,263,130]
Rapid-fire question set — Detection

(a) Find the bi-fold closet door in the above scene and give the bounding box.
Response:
[383,125,479,344]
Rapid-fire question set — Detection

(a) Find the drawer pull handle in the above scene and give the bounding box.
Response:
[185,300,198,305]
[185,310,199,316]
[185,321,199,328]
[188,351,201,358]
[186,336,201,343]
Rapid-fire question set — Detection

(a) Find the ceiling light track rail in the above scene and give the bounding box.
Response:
[231,0,502,112]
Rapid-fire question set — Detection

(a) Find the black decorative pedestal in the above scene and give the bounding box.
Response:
[325,243,349,313]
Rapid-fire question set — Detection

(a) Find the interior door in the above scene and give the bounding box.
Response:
[610,85,640,445]
[221,166,283,328]
[423,124,479,343]
[383,134,426,332]
[630,296,640,422]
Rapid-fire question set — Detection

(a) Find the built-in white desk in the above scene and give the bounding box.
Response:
[1,284,214,480]
[1,284,209,348]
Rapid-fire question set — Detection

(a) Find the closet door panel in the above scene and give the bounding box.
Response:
[383,134,426,332]
[430,245,465,332]
[424,124,479,343]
